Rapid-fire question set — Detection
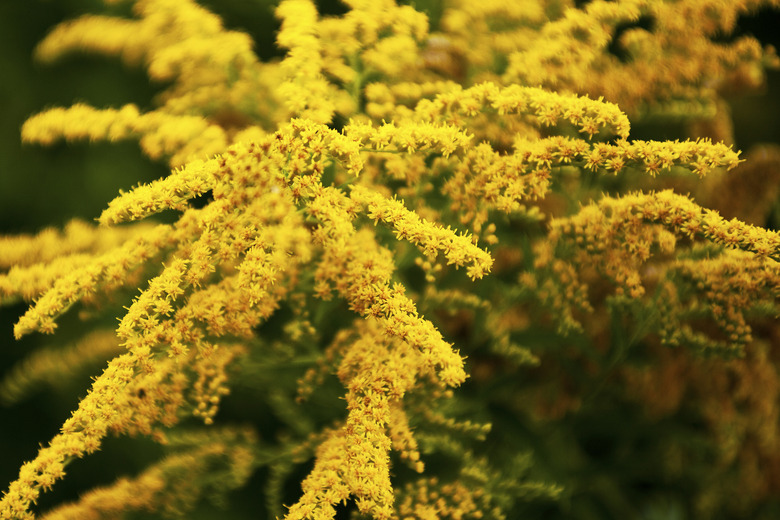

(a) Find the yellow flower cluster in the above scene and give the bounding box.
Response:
[531,189,780,349]
[350,185,493,280]
[0,219,142,269]
[439,136,740,233]
[0,351,188,520]
[22,105,229,167]
[3,107,504,515]
[396,477,488,519]
[12,224,175,338]
[669,249,780,348]
[3,0,780,518]
[0,220,151,303]
[443,0,780,116]
[38,427,256,520]
[22,0,280,167]
[307,194,469,387]
[276,0,340,124]
[414,82,632,139]
[0,330,122,406]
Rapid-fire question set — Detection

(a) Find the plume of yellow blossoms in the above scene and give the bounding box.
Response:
[2,0,780,519]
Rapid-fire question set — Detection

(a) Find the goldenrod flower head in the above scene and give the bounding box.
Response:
[3,0,780,519]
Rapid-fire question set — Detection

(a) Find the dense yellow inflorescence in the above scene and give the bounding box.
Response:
[2,0,780,519]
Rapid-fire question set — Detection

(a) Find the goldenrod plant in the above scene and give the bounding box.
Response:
[1,0,780,518]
